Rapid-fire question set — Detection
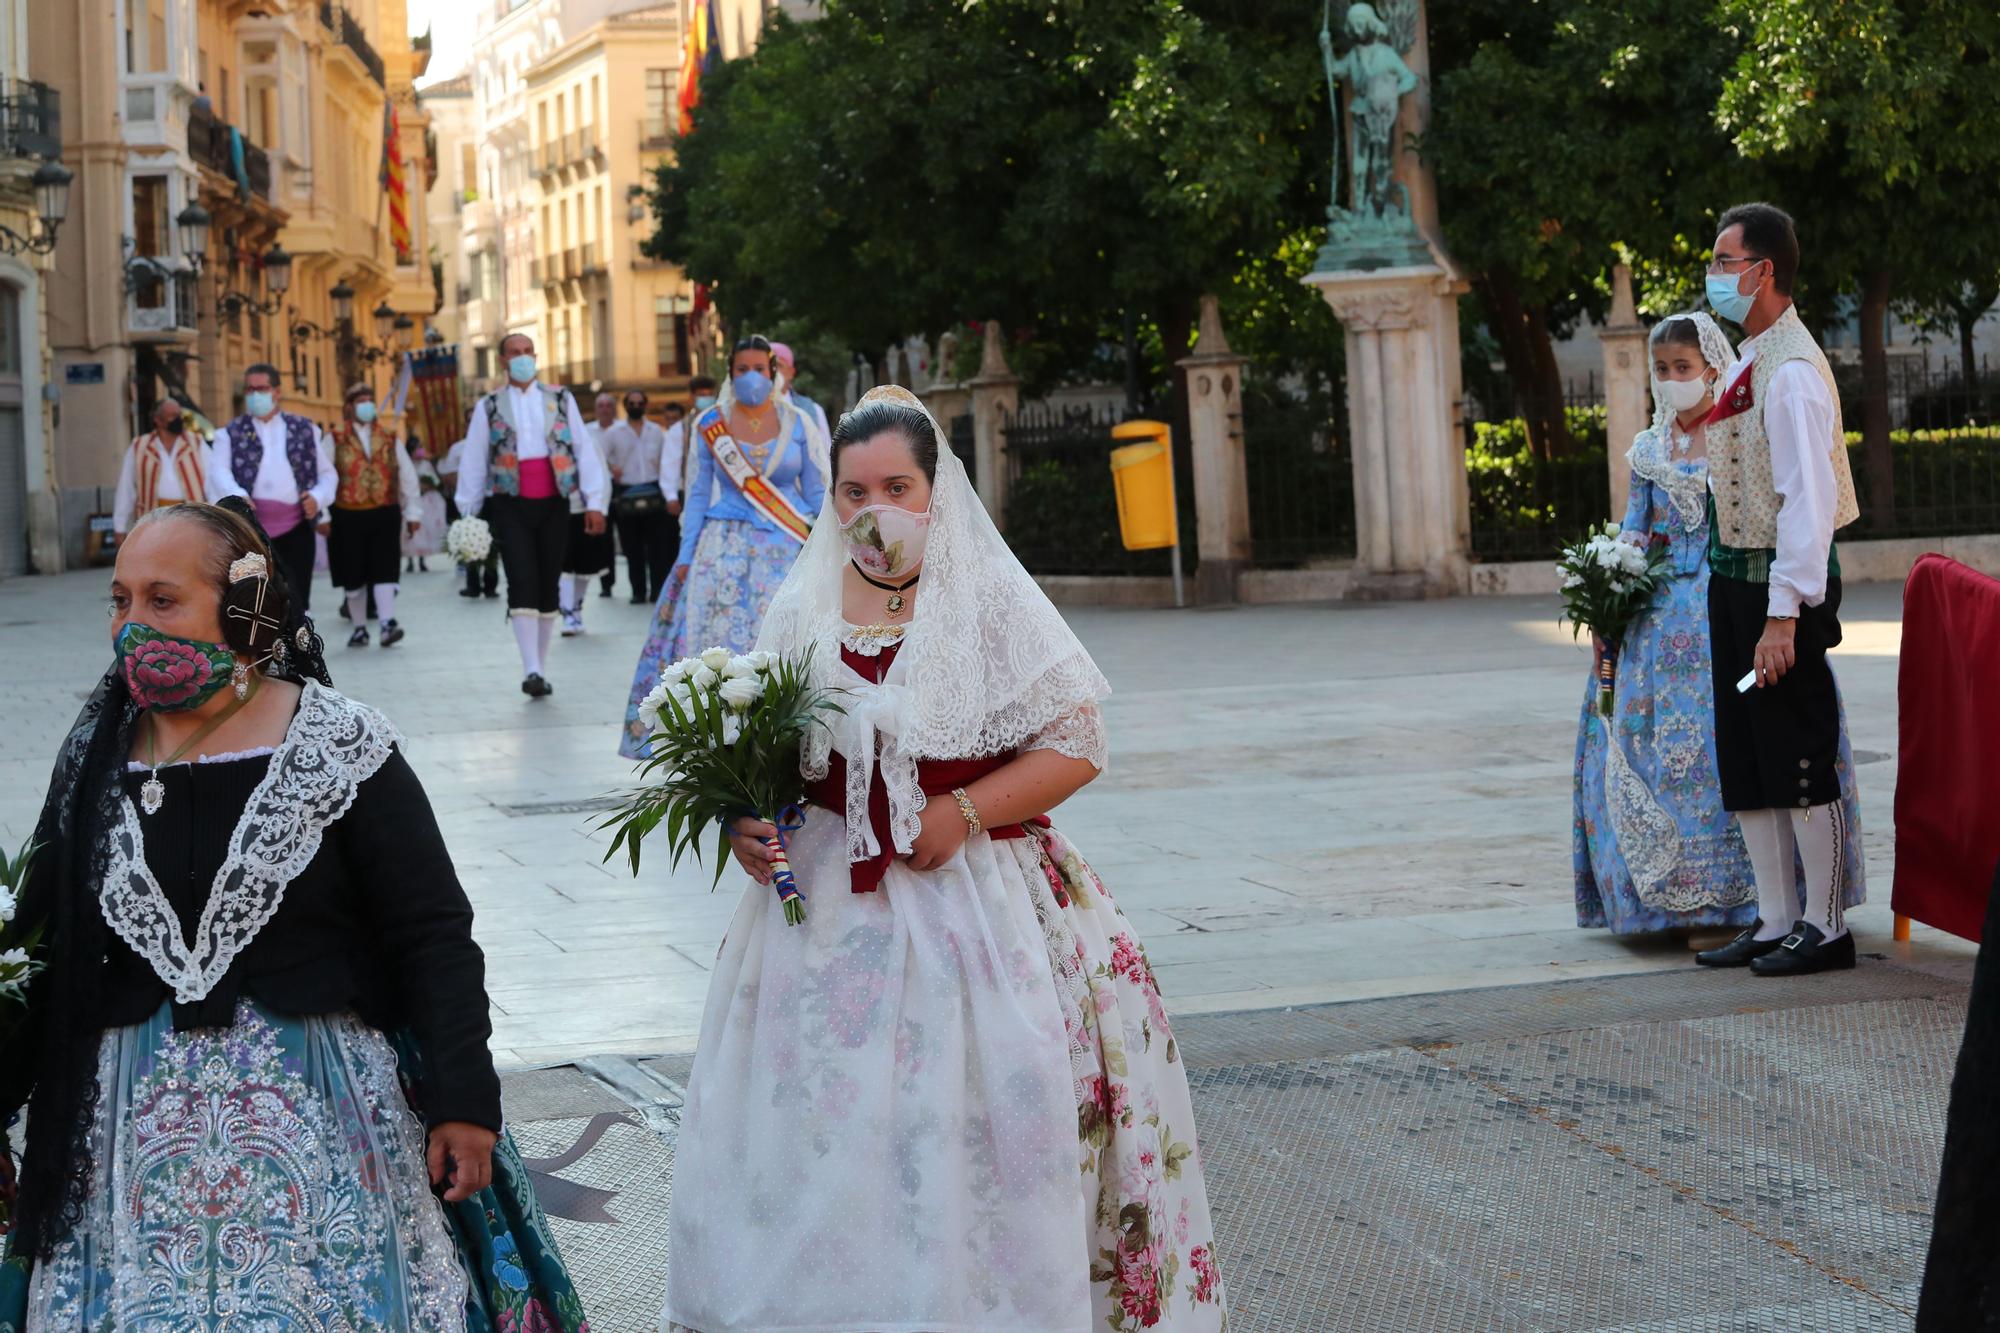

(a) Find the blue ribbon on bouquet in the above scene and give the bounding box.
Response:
[762,805,809,926]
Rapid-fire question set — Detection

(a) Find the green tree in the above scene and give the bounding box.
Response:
[1715,0,2000,522]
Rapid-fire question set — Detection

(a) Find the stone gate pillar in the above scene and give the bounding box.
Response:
[1176,295,1252,603]
[966,321,1019,527]
[1600,264,1651,522]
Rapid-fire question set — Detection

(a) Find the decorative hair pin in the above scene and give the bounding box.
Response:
[228,553,269,584]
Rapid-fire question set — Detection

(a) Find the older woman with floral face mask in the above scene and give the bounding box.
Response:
[0,500,589,1332]
[658,387,1226,1333]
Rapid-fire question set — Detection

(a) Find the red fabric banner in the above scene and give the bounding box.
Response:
[1893,553,2000,942]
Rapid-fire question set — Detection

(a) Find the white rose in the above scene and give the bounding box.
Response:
[1560,571,1583,590]
[719,674,764,711]
[637,682,671,733]
[0,947,27,969]
[661,661,691,686]
[720,713,744,746]
[723,654,758,679]
[748,650,778,672]
[691,666,720,691]
[699,647,732,672]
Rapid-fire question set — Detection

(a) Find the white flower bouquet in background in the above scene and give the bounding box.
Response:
[445,515,493,565]
[604,647,843,926]
[1557,523,1669,717]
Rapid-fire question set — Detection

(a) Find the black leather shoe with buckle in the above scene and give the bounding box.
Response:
[1751,921,1856,977]
[1695,920,1787,968]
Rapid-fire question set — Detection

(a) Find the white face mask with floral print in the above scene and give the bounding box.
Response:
[840,502,932,580]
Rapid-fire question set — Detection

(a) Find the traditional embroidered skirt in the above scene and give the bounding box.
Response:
[662,818,1227,1333]
[619,518,803,758]
[3,1001,591,1333]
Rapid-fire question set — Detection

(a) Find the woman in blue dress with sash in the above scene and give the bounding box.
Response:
[620,336,826,758]
[1573,312,1864,935]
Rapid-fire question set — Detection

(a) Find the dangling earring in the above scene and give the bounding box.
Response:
[232,661,251,700]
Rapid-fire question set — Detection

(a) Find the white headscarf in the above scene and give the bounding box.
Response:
[756,385,1111,863]
[1629,310,1735,530]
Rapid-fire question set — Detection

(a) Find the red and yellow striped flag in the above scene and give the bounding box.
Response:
[381,100,411,264]
[677,0,721,137]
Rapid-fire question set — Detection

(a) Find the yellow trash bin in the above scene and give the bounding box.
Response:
[1109,421,1176,552]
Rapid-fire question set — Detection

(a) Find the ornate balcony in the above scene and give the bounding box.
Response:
[187,106,273,201]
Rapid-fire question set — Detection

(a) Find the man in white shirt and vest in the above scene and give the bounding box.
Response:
[1693,202,1865,978]
[602,388,680,605]
[210,362,336,611]
[113,398,212,540]
[454,332,610,698]
[328,383,422,648]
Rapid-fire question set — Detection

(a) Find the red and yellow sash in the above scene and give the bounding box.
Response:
[698,409,813,543]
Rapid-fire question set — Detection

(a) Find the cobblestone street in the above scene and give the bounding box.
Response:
[0,565,1972,1330]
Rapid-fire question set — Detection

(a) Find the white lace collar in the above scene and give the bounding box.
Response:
[1627,427,1711,531]
[100,680,400,1004]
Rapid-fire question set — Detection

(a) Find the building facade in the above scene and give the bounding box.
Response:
[28,0,430,571]
[0,0,62,576]
[422,70,478,382]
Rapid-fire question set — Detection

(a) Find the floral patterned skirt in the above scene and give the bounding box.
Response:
[662,814,1226,1333]
[619,519,802,758]
[0,1003,591,1333]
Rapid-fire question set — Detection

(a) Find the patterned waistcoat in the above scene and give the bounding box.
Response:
[332,425,400,510]
[481,385,579,499]
[131,431,206,514]
[226,413,320,497]
[1706,305,1861,550]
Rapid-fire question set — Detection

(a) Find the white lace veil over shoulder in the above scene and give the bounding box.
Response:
[755,384,1111,862]
[1628,310,1735,530]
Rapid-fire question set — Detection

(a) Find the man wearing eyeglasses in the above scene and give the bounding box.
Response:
[1692,202,1864,980]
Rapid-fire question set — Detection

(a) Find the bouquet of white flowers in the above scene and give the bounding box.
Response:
[603,646,843,925]
[445,515,493,565]
[1557,522,1670,716]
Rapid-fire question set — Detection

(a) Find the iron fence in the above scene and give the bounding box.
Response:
[1001,402,1189,577]
[948,413,976,492]
[1244,389,1354,568]
[1466,382,1611,564]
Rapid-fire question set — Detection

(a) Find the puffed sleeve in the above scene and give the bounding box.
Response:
[1026,704,1109,772]
[1619,466,1651,543]
[340,747,502,1131]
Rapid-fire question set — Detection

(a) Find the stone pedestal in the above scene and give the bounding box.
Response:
[1600,264,1651,522]
[1176,295,1251,604]
[1305,264,1470,597]
[965,321,1019,527]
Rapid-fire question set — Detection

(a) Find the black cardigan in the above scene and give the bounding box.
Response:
[99,744,502,1132]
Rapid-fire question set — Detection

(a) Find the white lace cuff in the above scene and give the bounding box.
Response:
[1026,704,1108,770]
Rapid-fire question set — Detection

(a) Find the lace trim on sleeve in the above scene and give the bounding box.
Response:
[1025,704,1108,771]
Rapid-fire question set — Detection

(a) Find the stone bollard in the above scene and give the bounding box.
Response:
[1176,295,1252,604]
[966,321,1019,528]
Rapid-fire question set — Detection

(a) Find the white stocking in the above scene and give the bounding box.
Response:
[557,576,578,615]
[511,614,543,677]
[536,612,556,665]
[1791,801,1847,940]
[371,583,397,625]
[345,588,367,625]
[572,574,593,610]
[1737,809,1799,940]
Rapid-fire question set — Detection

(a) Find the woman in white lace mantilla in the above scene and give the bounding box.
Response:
[1572,312,1864,936]
[0,501,589,1332]
[661,386,1226,1333]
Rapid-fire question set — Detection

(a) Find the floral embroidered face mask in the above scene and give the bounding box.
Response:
[840,503,933,580]
[117,622,237,712]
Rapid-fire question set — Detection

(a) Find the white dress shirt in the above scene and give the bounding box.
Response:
[113,431,210,532]
[209,413,336,511]
[601,418,670,491]
[1716,330,1842,617]
[344,423,423,512]
[455,381,610,517]
[661,419,692,501]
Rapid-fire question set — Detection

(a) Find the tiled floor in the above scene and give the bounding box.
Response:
[0,563,1964,1067]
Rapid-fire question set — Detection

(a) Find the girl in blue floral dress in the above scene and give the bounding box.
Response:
[1573,312,1864,935]
[620,335,825,758]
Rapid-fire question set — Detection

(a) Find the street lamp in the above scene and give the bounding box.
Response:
[372,300,396,343]
[330,279,355,324]
[262,243,293,298]
[393,312,416,349]
[175,201,212,271]
[0,160,74,256]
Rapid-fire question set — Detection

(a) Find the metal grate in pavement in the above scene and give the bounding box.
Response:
[501,1063,630,1122]
[511,1112,674,1333]
[490,795,623,817]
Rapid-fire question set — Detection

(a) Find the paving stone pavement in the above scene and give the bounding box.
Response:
[0,564,1967,1068]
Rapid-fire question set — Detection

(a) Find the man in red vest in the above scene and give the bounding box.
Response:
[113,398,211,540]
[327,383,420,647]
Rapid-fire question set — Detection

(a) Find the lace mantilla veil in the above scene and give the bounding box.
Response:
[1629,310,1735,531]
[755,385,1111,862]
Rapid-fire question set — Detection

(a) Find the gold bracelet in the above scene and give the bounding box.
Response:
[950,787,983,837]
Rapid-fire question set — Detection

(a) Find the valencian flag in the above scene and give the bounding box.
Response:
[381,100,412,265]
[677,0,721,136]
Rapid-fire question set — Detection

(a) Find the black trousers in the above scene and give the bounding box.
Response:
[1708,573,1844,812]
[328,505,403,590]
[613,492,679,601]
[269,519,317,614]
[486,495,568,615]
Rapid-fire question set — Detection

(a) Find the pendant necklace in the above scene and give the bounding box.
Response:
[853,563,921,616]
[139,676,260,816]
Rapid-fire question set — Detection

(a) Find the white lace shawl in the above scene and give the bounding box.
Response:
[759,386,1112,864]
[99,680,400,1004]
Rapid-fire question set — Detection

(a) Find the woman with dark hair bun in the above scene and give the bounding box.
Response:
[617,333,826,757]
[0,500,588,1331]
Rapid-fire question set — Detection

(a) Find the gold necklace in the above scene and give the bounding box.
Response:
[139,676,260,816]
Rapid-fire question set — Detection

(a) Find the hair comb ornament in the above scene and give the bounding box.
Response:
[228,552,269,584]
[225,551,284,652]
[858,385,926,412]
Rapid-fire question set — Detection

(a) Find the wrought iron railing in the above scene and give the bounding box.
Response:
[323,3,385,87]
[0,77,60,160]
[187,106,272,200]
[1001,402,1192,577]
[1244,386,1355,568]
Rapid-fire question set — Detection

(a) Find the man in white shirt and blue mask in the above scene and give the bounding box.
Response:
[454,333,610,698]
[210,362,335,610]
[1693,202,1865,979]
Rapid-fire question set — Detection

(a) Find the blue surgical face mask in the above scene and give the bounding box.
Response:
[732,370,773,408]
[353,401,377,424]
[508,354,537,383]
[245,390,276,418]
[693,394,717,411]
[1706,264,1764,325]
